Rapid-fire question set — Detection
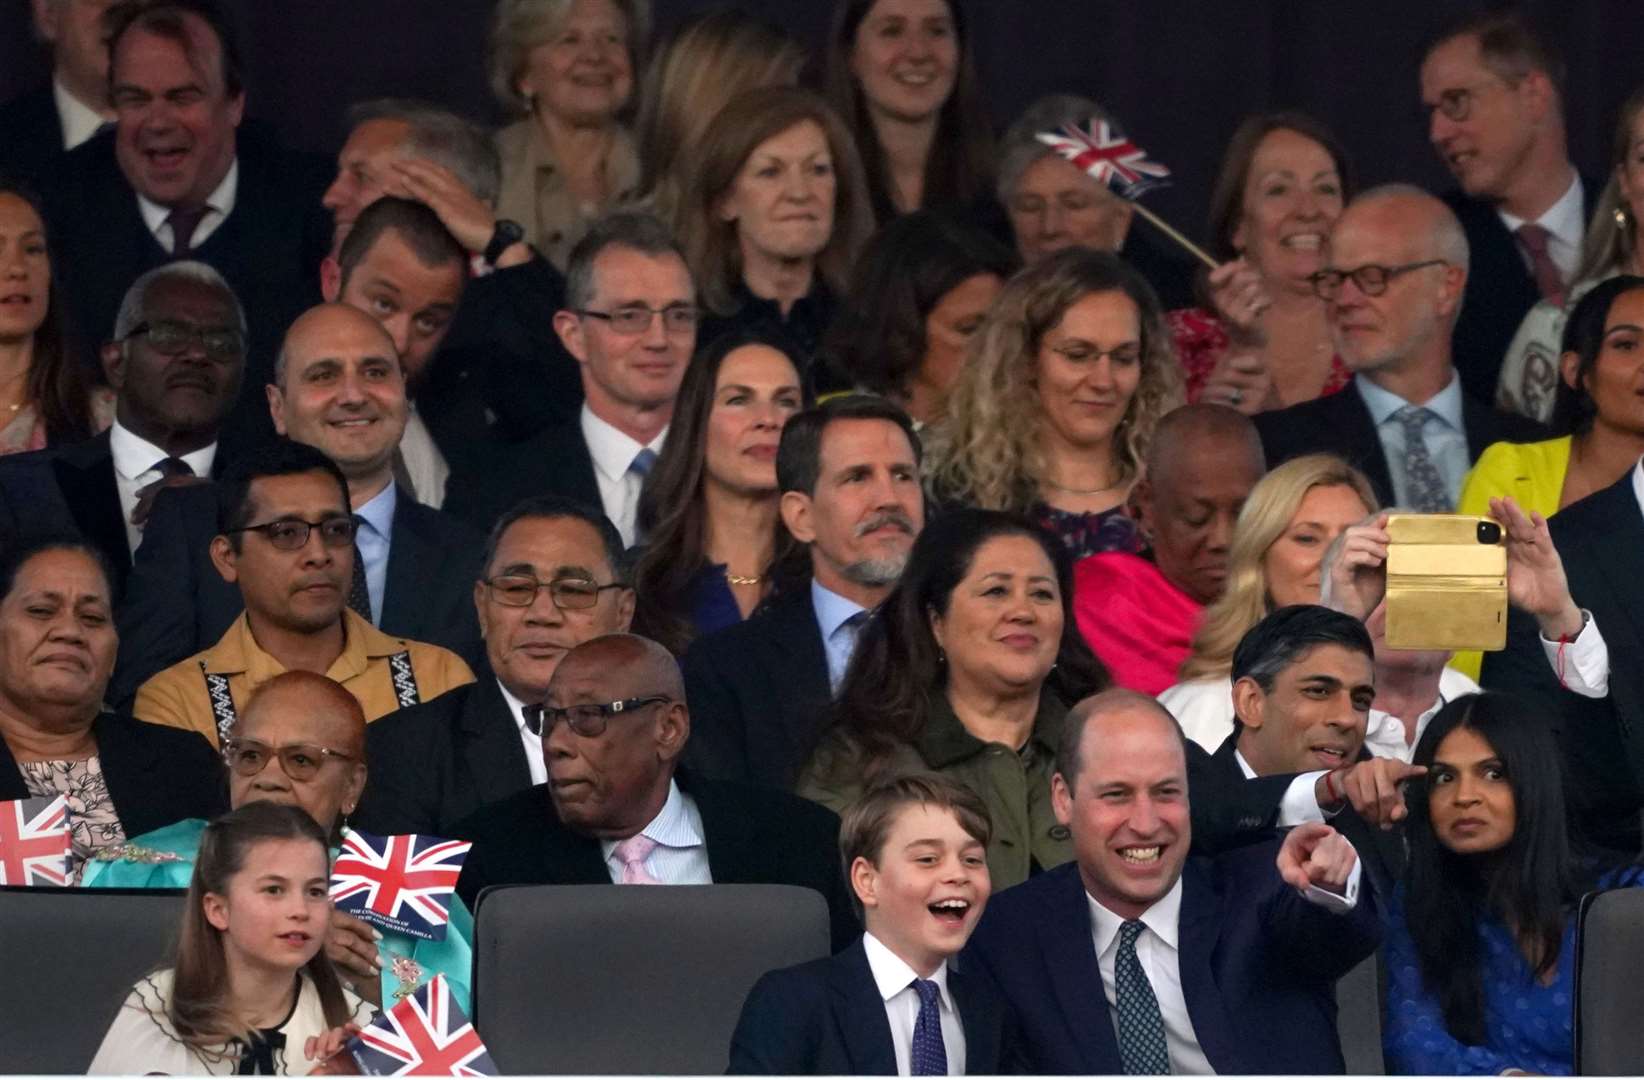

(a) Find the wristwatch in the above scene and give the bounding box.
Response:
[483,218,526,266]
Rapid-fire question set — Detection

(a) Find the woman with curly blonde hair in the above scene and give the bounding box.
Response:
[1158,454,1376,748]
[925,247,1182,559]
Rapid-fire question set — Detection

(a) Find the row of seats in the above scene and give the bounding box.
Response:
[3,884,1638,1075]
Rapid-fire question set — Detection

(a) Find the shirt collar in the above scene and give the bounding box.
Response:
[598,779,704,861]
[353,481,397,542]
[580,403,667,484]
[1354,369,1464,428]
[1498,171,1584,249]
[136,157,239,237]
[861,931,954,1010]
[497,678,533,735]
[52,78,108,150]
[1088,876,1183,954]
[108,418,217,482]
[811,578,866,641]
[1632,457,1644,520]
[1232,747,1257,780]
[204,608,401,680]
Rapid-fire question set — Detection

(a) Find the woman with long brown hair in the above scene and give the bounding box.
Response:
[89,802,372,1074]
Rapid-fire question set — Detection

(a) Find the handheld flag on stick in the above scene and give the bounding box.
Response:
[351,973,497,1076]
[1036,119,1218,269]
[331,827,470,942]
[0,796,72,886]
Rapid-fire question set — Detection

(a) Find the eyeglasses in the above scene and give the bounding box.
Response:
[222,737,355,781]
[126,320,244,357]
[1418,79,1512,125]
[576,305,699,336]
[1307,260,1448,301]
[484,575,626,610]
[525,696,672,737]
[225,516,358,551]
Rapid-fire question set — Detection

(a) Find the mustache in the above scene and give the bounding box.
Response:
[854,512,915,539]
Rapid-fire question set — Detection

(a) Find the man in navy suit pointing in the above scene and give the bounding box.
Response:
[964,688,1381,1074]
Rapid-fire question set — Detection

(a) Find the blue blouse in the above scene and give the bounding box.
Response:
[1383,873,1642,1075]
[688,563,744,639]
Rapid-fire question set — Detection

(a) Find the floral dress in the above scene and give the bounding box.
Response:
[20,756,126,882]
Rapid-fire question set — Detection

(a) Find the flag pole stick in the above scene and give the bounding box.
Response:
[1129,201,1219,270]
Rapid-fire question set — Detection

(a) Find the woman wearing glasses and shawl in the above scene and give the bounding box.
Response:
[0,534,223,879]
[86,670,476,1014]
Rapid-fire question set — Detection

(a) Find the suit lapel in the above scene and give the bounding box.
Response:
[949,969,998,1073]
[1578,479,1644,744]
[1339,386,1397,506]
[1039,867,1121,1071]
[381,495,429,634]
[829,941,898,1075]
[458,676,534,799]
[687,774,761,884]
[53,433,131,568]
[1176,862,1240,1073]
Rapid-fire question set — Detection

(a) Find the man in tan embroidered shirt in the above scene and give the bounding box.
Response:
[134,438,472,747]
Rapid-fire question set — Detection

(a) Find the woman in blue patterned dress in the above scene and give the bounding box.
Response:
[1383,692,1637,1074]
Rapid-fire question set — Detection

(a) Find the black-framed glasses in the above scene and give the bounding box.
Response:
[222,737,355,781]
[1307,260,1448,301]
[576,305,699,335]
[1418,79,1513,125]
[225,515,358,551]
[526,696,672,737]
[125,320,244,357]
[484,575,626,610]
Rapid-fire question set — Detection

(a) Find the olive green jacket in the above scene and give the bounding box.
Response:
[797,694,1073,889]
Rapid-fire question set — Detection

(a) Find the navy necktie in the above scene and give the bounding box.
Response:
[910,978,947,1075]
[347,514,372,622]
[1115,920,1171,1074]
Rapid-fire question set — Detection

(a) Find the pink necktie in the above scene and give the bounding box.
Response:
[612,834,661,884]
[1516,223,1566,308]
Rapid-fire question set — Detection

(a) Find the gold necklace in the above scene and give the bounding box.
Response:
[726,571,763,587]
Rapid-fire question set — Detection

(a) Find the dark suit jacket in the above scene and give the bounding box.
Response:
[0,85,66,188]
[1208,734,1404,900]
[1481,470,1644,852]
[963,845,1381,1075]
[0,711,226,839]
[681,586,832,790]
[727,936,1014,1075]
[1253,378,1548,508]
[353,673,533,838]
[110,481,484,707]
[452,768,859,950]
[1444,177,1602,403]
[442,418,601,534]
[42,125,331,454]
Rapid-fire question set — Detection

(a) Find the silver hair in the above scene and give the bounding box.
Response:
[563,210,688,311]
[344,99,502,207]
[1350,182,1472,274]
[488,0,652,115]
[111,260,245,343]
[995,93,1120,206]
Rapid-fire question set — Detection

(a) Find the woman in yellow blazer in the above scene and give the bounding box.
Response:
[1454,275,1644,677]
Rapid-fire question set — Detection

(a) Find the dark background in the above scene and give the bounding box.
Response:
[3,1,1637,239]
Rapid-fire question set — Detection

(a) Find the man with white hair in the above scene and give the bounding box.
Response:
[1254,184,1545,509]
[0,261,245,593]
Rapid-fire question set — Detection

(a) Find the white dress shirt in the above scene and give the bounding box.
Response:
[599,780,710,884]
[1232,746,1335,826]
[108,419,217,557]
[1498,172,1586,285]
[53,78,108,150]
[1362,667,1481,762]
[861,932,966,1076]
[498,679,546,786]
[581,404,667,548]
[398,406,449,507]
[352,481,395,625]
[1355,372,1469,510]
[812,579,868,692]
[136,159,238,251]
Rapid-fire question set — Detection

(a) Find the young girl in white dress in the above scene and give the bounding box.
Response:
[89,802,374,1075]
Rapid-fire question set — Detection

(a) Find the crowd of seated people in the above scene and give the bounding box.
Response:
[6,0,1644,1074]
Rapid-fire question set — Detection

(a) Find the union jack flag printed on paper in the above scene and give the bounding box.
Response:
[1036,119,1172,199]
[330,827,470,942]
[0,795,72,886]
[351,973,497,1076]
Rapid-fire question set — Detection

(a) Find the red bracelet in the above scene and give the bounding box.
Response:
[1322,768,1344,807]
[1556,631,1574,690]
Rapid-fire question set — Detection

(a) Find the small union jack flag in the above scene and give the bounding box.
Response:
[1036,119,1172,199]
[330,828,470,942]
[351,973,497,1076]
[0,796,72,886]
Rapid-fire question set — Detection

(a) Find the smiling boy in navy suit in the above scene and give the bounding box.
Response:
[727,774,1011,1075]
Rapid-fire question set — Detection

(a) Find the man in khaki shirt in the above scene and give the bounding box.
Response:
[135,438,472,748]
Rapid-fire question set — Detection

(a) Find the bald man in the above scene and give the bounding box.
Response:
[1073,404,1265,694]
[1254,184,1545,509]
[964,689,1381,1074]
[110,304,486,706]
[453,633,858,950]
